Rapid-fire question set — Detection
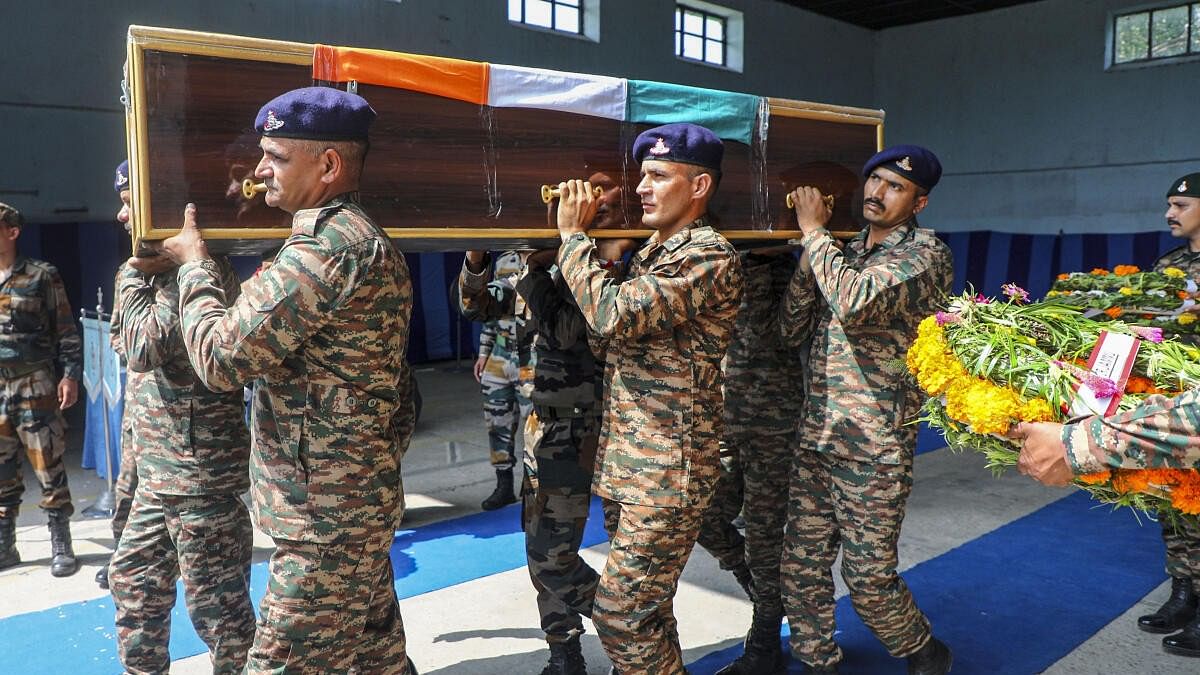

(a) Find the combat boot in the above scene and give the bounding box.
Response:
[731,562,756,602]
[539,636,586,675]
[907,636,952,675]
[0,516,19,570]
[481,469,516,511]
[47,510,79,577]
[715,611,784,674]
[1163,612,1200,658]
[95,563,110,589]
[1138,576,1198,633]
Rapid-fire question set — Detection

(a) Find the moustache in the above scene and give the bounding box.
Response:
[864,198,884,209]
[1168,219,1180,227]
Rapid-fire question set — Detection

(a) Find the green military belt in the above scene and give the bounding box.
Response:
[0,361,50,378]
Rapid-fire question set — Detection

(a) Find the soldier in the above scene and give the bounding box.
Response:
[712,248,806,674]
[456,159,636,674]
[136,86,416,674]
[0,202,82,578]
[779,145,955,675]
[96,159,145,590]
[107,187,255,672]
[554,122,744,674]
[474,249,532,510]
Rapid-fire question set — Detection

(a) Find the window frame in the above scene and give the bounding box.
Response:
[1107,1,1200,69]
[507,0,599,42]
[673,1,745,72]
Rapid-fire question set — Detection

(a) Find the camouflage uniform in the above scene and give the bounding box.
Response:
[778,220,953,669]
[700,253,804,621]
[478,251,532,471]
[557,218,744,674]
[0,257,81,520]
[1063,387,1200,471]
[107,263,139,554]
[1151,247,1200,592]
[108,257,255,674]
[456,254,605,649]
[177,193,415,674]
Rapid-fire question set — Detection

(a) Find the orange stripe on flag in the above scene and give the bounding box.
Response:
[313,45,488,105]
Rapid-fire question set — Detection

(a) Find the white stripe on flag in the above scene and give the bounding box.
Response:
[488,63,627,120]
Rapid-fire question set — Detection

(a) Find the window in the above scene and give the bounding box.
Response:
[509,0,583,36]
[674,2,744,71]
[1111,2,1200,66]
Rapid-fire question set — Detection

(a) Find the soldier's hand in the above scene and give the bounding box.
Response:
[473,356,487,383]
[57,377,78,410]
[160,203,211,266]
[465,250,488,274]
[596,237,638,262]
[790,186,833,235]
[556,180,600,240]
[525,248,559,271]
[127,241,179,276]
[1009,422,1074,486]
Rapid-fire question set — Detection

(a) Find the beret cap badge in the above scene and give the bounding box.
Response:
[263,110,285,132]
[1180,180,1189,193]
[897,156,913,171]
[115,170,128,188]
[649,138,670,156]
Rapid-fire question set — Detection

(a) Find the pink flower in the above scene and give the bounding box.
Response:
[1002,283,1030,304]
[935,311,961,326]
[1130,325,1164,343]
[1082,372,1119,398]
[972,294,992,305]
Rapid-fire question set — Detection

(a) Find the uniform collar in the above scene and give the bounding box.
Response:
[852,217,917,254]
[291,192,360,236]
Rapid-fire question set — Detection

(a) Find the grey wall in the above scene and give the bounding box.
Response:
[0,0,874,224]
[875,0,1200,234]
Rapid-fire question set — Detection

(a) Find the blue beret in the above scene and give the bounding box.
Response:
[632,123,723,173]
[1168,173,1200,199]
[114,160,130,193]
[254,86,376,141]
[863,144,942,192]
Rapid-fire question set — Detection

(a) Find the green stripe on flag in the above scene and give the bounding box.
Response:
[626,80,761,145]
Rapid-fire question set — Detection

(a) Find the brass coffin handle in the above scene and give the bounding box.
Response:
[242,179,268,199]
[540,184,604,204]
[786,192,836,210]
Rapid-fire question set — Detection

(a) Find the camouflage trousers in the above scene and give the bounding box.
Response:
[0,368,72,519]
[246,529,410,674]
[480,353,531,471]
[522,410,600,645]
[1162,517,1200,592]
[594,498,706,675]
[737,430,793,618]
[112,418,137,545]
[781,450,931,668]
[696,442,746,571]
[110,488,254,675]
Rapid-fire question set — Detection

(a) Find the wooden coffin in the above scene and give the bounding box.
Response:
[124,26,883,253]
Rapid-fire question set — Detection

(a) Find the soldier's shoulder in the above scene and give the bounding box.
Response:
[314,200,383,251]
[23,257,62,278]
[912,228,952,258]
[1155,244,1190,264]
[687,226,739,258]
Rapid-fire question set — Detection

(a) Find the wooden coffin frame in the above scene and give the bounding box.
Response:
[125,26,884,253]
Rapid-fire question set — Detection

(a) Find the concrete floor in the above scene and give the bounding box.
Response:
[0,360,1195,674]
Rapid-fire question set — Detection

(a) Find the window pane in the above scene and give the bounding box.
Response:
[527,0,553,28]
[706,16,724,41]
[555,5,580,32]
[1115,13,1149,63]
[1151,6,1188,57]
[1194,5,1200,52]
[675,31,682,56]
[508,0,523,22]
[705,39,724,65]
[676,8,682,30]
[683,10,704,35]
[683,33,704,60]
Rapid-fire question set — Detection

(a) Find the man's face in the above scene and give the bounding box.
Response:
[116,190,132,234]
[1166,196,1200,242]
[861,166,927,228]
[636,160,703,230]
[0,222,19,257]
[588,170,625,230]
[255,137,326,214]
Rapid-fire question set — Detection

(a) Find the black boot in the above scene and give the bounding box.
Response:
[95,563,110,589]
[1163,613,1200,658]
[0,516,19,571]
[1139,576,1198,634]
[715,612,784,675]
[731,563,756,603]
[907,636,952,675]
[481,469,516,511]
[539,637,586,675]
[47,510,78,577]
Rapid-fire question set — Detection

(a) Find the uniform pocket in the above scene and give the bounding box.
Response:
[9,294,44,332]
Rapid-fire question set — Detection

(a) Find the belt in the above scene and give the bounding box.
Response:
[0,361,49,378]
[534,404,592,421]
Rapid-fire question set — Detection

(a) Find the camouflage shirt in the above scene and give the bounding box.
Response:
[557,219,744,508]
[456,257,602,410]
[725,253,805,437]
[177,193,414,543]
[1063,387,1200,472]
[781,220,954,465]
[477,251,523,363]
[117,257,249,495]
[0,256,81,379]
[1153,244,1200,345]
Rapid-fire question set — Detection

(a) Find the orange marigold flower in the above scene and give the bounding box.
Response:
[1076,471,1111,485]
[1169,479,1200,515]
[1090,268,1111,276]
[1056,273,1070,281]
[1179,291,1190,300]
[1125,376,1154,394]
[1112,469,1152,494]
[1104,307,1123,319]
[1114,265,1140,276]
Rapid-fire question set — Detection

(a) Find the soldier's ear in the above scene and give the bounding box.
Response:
[912,194,929,216]
[319,147,343,185]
